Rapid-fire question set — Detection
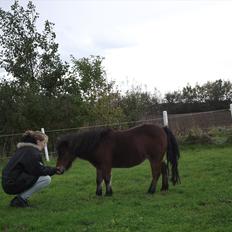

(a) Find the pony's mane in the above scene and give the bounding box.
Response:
[56,127,112,157]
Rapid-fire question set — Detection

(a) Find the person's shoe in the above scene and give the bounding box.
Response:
[10,196,29,208]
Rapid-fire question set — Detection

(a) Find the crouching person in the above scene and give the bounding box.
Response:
[2,130,61,208]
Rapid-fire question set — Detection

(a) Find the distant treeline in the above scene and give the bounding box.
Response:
[0,1,231,134]
[160,79,231,114]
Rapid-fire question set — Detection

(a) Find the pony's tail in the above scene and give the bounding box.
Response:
[163,126,181,185]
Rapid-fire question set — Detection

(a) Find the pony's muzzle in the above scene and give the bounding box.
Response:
[56,166,65,174]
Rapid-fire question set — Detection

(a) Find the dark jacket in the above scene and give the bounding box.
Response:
[2,143,56,194]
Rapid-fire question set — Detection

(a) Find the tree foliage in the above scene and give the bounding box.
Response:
[68,55,124,125]
[0,0,68,95]
[70,55,112,102]
[163,79,232,113]
[119,86,161,123]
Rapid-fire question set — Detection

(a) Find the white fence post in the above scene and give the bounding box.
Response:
[41,128,50,162]
[163,110,168,127]
[230,104,232,118]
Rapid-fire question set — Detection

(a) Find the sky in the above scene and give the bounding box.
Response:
[1,0,232,95]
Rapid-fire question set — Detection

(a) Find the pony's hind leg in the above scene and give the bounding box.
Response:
[96,169,103,196]
[161,161,169,192]
[148,159,162,194]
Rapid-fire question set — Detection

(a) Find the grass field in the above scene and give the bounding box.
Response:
[0,145,232,232]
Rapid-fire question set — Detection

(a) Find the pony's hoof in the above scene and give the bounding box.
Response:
[105,190,113,196]
[147,190,155,194]
[147,186,156,194]
[105,193,113,197]
[96,190,103,196]
[161,188,168,193]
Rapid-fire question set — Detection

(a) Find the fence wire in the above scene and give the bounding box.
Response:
[0,109,231,158]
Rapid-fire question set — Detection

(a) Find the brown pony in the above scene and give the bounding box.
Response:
[56,124,180,196]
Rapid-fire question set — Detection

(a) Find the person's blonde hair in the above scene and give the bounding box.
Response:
[23,130,48,143]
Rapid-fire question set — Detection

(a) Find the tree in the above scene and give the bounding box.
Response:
[163,79,232,113]
[119,86,161,123]
[66,55,130,126]
[164,91,182,104]
[70,55,112,102]
[182,85,197,103]
[0,0,71,135]
[0,0,68,95]
[203,79,232,102]
[91,92,125,125]
[0,80,22,132]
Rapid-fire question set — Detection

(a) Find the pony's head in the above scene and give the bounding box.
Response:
[56,136,76,173]
[55,128,111,173]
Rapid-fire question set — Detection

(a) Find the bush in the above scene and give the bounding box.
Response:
[181,128,213,145]
[178,127,232,145]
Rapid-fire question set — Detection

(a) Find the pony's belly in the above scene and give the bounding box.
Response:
[112,156,145,168]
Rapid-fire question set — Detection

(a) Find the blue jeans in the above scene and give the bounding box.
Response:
[19,176,51,200]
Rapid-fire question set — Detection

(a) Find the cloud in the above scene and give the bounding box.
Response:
[103,1,232,94]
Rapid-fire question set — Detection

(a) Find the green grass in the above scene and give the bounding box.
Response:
[0,145,232,232]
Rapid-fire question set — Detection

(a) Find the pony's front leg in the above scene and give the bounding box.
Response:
[103,169,113,196]
[96,169,103,196]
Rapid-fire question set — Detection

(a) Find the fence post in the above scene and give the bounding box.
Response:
[230,104,232,118]
[41,128,50,162]
[163,111,168,127]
